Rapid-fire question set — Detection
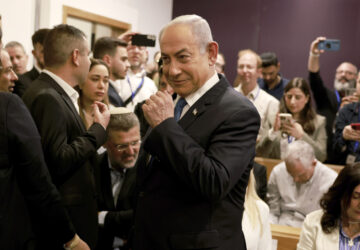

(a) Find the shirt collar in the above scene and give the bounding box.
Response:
[34,64,42,73]
[107,155,127,175]
[177,71,219,107]
[238,84,260,101]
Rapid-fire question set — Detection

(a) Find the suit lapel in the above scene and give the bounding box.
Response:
[101,156,116,210]
[178,77,228,130]
[41,73,85,131]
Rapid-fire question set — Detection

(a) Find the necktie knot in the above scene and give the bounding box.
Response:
[174,98,187,121]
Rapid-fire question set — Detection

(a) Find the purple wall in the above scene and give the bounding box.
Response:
[172,0,360,89]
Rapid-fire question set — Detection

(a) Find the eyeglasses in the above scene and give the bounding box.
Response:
[336,70,356,76]
[114,140,141,152]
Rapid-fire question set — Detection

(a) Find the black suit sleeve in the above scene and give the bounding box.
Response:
[7,94,75,245]
[252,162,267,201]
[145,106,260,201]
[28,91,106,181]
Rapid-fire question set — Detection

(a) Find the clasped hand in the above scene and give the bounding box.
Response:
[142,91,175,128]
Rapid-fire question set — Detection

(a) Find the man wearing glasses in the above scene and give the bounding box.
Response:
[95,107,140,250]
[308,36,358,163]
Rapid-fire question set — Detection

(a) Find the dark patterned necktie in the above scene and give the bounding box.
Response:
[174,98,187,121]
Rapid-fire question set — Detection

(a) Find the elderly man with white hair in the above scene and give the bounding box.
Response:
[267,140,337,228]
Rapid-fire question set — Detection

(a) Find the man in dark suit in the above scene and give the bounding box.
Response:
[22,24,110,249]
[14,28,50,96]
[93,37,130,107]
[135,15,260,249]
[0,91,90,249]
[95,108,140,250]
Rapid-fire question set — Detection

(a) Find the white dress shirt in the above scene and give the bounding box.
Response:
[267,161,337,227]
[175,72,219,119]
[116,69,158,111]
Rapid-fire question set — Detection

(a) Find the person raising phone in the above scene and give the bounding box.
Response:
[334,72,360,166]
[256,77,327,162]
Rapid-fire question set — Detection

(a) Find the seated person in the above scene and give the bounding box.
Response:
[242,170,272,250]
[256,77,327,162]
[95,108,140,250]
[267,140,337,227]
[334,72,360,166]
[258,52,289,100]
[308,37,358,163]
[297,163,360,250]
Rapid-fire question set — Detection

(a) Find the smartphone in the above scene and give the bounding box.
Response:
[131,34,156,47]
[279,113,292,125]
[345,88,357,97]
[351,123,360,130]
[318,39,340,51]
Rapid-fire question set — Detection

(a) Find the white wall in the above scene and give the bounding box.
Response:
[0,0,173,70]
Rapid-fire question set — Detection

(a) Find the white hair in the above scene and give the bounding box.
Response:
[285,140,315,169]
[159,14,213,54]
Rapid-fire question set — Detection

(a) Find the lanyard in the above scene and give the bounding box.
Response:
[288,135,295,144]
[127,76,144,100]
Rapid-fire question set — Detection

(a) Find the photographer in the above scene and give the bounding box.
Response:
[308,36,358,163]
[334,72,360,165]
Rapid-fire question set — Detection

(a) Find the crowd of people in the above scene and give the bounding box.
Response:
[1,12,360,250]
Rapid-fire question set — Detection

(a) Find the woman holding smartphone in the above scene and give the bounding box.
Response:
[256,77,327,162]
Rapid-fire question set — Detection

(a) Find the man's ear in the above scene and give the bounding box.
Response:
[256,67,262,77]
[72,49,80,66]
[102,54,111,66]
[207,41,218,66]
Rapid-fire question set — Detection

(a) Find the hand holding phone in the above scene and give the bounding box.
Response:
[318,39,340,51]
[351,123,360,131]
[131,34,156,47]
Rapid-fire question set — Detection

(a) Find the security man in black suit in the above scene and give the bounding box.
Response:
[23,24,110,249]
[14,28,50,96]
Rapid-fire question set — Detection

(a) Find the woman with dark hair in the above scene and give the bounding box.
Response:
[257,77,327,162]
[297,163,360,249]
[78,58,110,129]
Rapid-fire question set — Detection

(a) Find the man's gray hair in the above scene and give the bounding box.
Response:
[107,112,140,134]
[5,41,26,54]
[159,14,213,54]
[285,140,315,169]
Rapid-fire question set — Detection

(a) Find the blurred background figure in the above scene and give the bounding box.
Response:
[242,170,272,250]
[297,163,360,250]
[0,48,18,92]
[14,28,50,97]
[5,41,28,75]
[257,77,327,162]
[215,52,226,75]
[267,140,337,228]
[258,52,289,100]
[78,58,110,129]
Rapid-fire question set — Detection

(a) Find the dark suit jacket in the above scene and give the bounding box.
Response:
[108,82,124,107]
[134,75,261,250]
[253,162,267,201]
[95,153,136,250]
[22,72,107,249]
[14,66,40,97]
[0,93,75,249]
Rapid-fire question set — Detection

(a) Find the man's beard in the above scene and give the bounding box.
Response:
[334,78,356,92]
